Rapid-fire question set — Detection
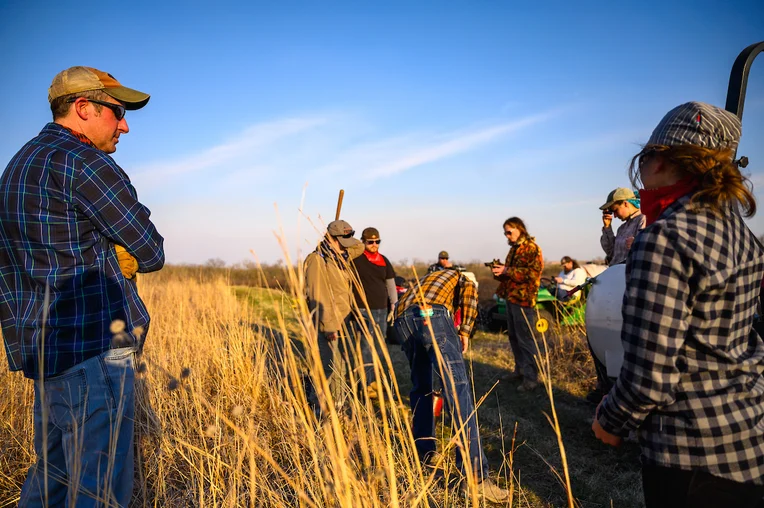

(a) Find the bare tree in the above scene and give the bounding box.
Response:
[205,258,226,269]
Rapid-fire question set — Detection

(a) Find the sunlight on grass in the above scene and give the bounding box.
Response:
[1,264,642,507]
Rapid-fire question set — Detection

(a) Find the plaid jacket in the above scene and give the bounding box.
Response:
[0,123,164,379]
[495,236,543,307]
[598,194,764,485]
[394,269,478,337]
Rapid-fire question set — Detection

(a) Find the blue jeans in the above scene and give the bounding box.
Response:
[505,303,539,382]
[395,305,488,480]
[357,308,389,385]
[20,347,137,508]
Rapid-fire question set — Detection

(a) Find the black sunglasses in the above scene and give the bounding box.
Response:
[638,148,657,170]
[334,230,355,239]
[68,97,126,121]
[365,239,381,245]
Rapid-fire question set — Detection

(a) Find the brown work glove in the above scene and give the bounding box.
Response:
[115,244,138,279]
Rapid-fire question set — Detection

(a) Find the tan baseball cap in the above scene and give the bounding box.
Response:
[599,188,636,211]
[48,66,150,110]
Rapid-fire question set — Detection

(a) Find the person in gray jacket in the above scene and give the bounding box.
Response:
[599,187,646,266]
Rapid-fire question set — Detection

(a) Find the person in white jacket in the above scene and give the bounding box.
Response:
[554,256,587,302]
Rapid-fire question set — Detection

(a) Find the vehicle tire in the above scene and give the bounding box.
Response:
[534,307,559,350]
[482,304,506,333]
[535,310,551,333]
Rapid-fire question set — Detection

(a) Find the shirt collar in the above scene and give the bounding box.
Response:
[44,122,98,150]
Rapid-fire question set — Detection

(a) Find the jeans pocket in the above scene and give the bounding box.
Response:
[445,358,468,386]
[100,349,136,412]
[105,346,138,361]
[43,369,89,431]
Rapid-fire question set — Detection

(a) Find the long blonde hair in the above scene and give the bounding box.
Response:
[629,144,756,217]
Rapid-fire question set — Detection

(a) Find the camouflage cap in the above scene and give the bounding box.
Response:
[438,250,449,259]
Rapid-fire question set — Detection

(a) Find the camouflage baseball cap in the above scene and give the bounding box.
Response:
[438,250,449,259]
[48,66,150,110]
[647,102,741,152]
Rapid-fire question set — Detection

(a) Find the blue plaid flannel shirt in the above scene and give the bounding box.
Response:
[0,123,164,379]
[598,194,764,485]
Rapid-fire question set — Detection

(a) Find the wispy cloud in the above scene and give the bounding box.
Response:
[308,110,559,182]
[362,113,553,179]
[131,108,561,193]
[132,117,327,188]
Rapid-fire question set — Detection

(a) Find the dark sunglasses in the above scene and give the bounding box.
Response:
[68,97,126,121]
[365,239,381,244]
[334,230,355,239]
[638,148,657,169]
[503,230,513,236]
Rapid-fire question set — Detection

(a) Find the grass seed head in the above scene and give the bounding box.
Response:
[110,319,126,334]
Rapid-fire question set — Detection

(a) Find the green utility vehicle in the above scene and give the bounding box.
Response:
[485,278,587,333]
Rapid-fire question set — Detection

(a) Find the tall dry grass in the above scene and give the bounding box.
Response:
[0,269,520,507]
[0,252,596,507]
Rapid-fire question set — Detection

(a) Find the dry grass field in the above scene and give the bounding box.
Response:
[0,263,642,507]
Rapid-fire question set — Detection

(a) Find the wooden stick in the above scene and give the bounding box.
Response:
[335,189,344,220]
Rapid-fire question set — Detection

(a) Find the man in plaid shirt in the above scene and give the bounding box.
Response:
[593,102,764,507]
[394,269,510,503]
[0,67,164,506]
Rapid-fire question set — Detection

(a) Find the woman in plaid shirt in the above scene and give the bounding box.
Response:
[593,102,764,507]
[491,217,544,392]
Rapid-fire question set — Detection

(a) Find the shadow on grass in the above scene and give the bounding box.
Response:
[250,319,643,508]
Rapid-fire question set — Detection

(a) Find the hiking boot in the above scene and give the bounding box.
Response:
[517,379,539,392]
[500,371,523,382]
[460,477,511,504]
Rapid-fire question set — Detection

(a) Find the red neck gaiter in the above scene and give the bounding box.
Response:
[363,250,386,267]
[640,176,698,226]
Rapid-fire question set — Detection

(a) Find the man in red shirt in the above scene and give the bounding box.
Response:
[351,227,398,393]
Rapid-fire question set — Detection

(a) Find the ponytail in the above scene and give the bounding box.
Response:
[630,145,756,217]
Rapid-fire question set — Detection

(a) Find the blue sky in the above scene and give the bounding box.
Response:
[1,1,763,266]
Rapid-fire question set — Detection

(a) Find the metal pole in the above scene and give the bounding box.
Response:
[725,41,764,120]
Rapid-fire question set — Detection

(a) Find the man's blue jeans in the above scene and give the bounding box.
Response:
[395,305,488,480]
[20,347,137,507]
[357,308,389,386]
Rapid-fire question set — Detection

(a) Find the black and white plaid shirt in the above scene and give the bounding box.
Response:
[598,194,764,485]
